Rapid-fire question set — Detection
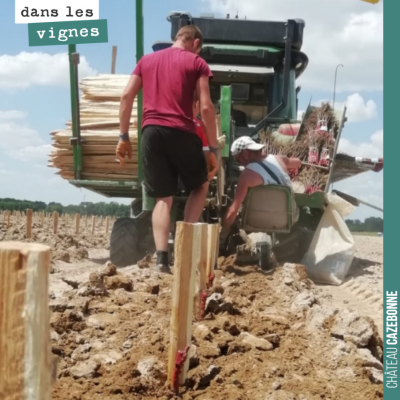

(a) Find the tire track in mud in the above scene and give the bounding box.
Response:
[316,278,383,339]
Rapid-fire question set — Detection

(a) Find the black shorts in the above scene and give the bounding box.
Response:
[141,125,208,198]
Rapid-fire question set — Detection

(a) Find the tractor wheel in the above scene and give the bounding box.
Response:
[110,216,155,267]
[273,226,314,264]
[110,218,139,267]
[259,242,273,272]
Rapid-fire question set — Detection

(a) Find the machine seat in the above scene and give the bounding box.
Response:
[242,185,299,234]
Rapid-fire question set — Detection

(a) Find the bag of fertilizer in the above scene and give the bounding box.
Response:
[301,194,355,285]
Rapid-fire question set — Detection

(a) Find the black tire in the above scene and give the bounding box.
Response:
[259,242,273,271]
[110,218,141,267]
[273,226,314,264]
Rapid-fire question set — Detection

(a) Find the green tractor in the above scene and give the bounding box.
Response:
[67,10,383,268]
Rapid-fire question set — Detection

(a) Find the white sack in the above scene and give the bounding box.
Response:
[301,196,355,285]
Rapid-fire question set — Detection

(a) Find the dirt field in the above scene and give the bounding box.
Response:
[0,218,384,400]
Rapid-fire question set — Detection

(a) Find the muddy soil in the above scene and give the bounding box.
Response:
[49,257,383,400]
[0,215,112,264]
[0,218,384,399]
[314,236,384,340]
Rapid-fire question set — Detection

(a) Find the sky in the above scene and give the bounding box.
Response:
[0,0,383,221]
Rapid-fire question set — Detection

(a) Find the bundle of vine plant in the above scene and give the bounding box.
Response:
[259,102,339,193]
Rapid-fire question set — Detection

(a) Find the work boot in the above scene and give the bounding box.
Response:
[155,264,172,274]
[155,250,171,274]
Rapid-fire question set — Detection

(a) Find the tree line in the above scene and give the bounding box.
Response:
[345,217,383,233]
[0,198,130,217]
[0,198,383,230]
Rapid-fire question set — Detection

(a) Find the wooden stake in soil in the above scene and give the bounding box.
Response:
[167,222,203,392]
[105,217,110,234]
[26,209,33,239]
[53,211,59,234]
[85,215,88,230]
[6,211,11,229]
[91,216,96,235]
[40,212,44,227]
[194,224,208,320]
[206,223,220,287]
[0,242,52,400]
[75,214,80,234]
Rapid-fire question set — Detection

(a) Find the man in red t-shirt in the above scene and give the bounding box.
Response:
[192,99,218,181]
[117,25,218,273]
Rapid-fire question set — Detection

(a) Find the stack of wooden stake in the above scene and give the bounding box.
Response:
[48,75,138,181]
[49,74,225,182]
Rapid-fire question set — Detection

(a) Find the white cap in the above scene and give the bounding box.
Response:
[231,136,265,156]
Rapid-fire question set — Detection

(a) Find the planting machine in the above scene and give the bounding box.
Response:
[66,4,383,267]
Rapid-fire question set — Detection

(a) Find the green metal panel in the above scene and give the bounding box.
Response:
[271,69,296,120]
[204,44,282,53]
[69,180,140,198]
[136,0,144,184]
[135,0,154,210]
[220,86,232,158]
[142,188,156,211]
[295,192,326,209]
[68,44,82,177]
[286,70,297,120]
[69,180,138,187]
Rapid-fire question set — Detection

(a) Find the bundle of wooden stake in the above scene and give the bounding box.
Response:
[49,74,225,182]
[49,75,138,181]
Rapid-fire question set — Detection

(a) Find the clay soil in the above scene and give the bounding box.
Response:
[0,218,384,400]
[0,215,111,264]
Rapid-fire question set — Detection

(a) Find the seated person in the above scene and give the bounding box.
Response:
[220,136,302,246]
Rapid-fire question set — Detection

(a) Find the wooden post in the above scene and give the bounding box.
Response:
[6,211,11,229]
[75,214,80,234]
[206,223,220,286]
[26,209,33,239]
[0,242,52,400]
[194,224,208,320]
[85,216,88,230]
[91,216,96,235]
[40,212,44,227]
[53,212,59,234]
[105,217,110,234]
[111,46,117,74]
[167,222,203,391]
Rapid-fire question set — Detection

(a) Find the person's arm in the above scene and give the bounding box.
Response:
[195,57,218,150]
[196,76,217,149]
[119,74,142,133]
[222,169,264,233]
[116,70,142,166]
[279,155,302,170]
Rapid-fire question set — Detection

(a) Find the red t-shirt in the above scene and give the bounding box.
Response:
[133,47,213,134]
[193,117,209,148]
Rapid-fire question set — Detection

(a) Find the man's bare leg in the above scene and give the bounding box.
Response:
[153,196,173,250]
[153,197,173,273]
[184,182,209,223]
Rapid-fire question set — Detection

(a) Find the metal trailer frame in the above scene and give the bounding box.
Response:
[68,0,145,200]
